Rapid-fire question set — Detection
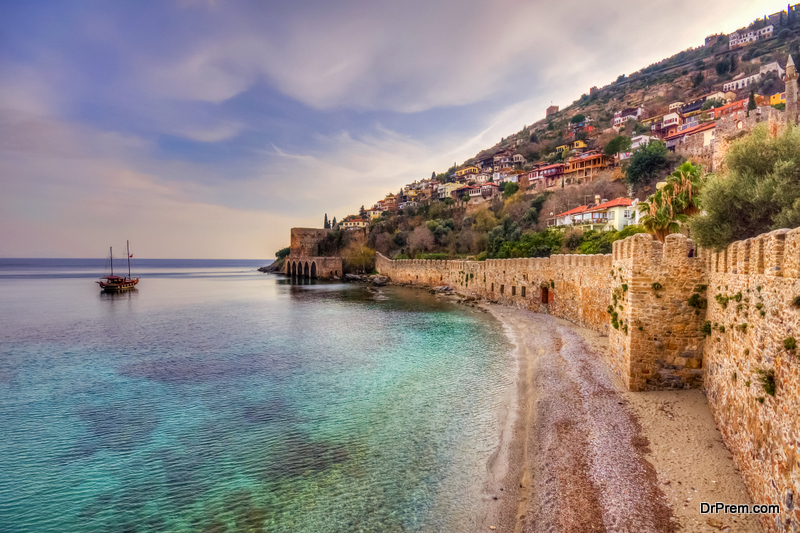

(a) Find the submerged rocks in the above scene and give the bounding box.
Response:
[344,274,363,282]
[371,276,388,286]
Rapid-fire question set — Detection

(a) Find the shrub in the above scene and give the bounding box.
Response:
[626,141,671,186]
[275,247,291,259]
[785,337,797,350]
[755,368,776,396]
[689,125,800,250]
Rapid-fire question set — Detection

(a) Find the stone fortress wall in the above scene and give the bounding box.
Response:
[285,228,342,279]
[376,228,800,532]
[702,228,800,532]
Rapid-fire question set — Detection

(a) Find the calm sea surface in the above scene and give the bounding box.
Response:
[0,259,513,532]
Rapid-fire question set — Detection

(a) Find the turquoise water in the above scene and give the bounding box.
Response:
[0,260,513,532]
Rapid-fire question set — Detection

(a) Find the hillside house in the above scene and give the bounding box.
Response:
[613,106,645,128]
[729,25,774,48]
[723,62,785,92]
[712,99,747,119]
[652,112,682,138]
[455,166,479,177]
[475,173,491,184]
[437,182,460,200]
[771,92,787,105]
[512,154,526,166]
[665,122,716,152]
[481,182,500,198]
[342,217,368,229]
[564,152,609,185]
[555,197,638,231]
[526,163,565,191]
[553,205,589,227]
[630,134,653,150]
[668,101,684,112]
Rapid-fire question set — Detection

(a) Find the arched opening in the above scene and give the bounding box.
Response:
[291,261,297,276]
[310,262,317,278]
[540,286,549,304]
[303,262,309,277]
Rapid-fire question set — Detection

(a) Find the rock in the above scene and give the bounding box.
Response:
[344,274,362,282]
[372,276,388,286]
[706,517,725,529]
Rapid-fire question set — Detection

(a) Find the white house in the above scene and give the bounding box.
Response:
[630,134,653,150]
[613,106,646,128]
[729,25,774,48]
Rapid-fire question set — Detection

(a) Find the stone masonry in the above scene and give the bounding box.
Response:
[285,228,343,279]
[376,228,800,531]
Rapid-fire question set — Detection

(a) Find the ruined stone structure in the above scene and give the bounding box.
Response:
[712,106,786,172]
[376,228,800,531]
[285,228,342,279]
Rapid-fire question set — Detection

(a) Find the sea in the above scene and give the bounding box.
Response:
[0,258,514,533]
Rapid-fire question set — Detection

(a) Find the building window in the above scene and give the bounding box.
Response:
[609,211,615,220]
[540,286,549,303]
[500,285,505,294]
[491,283,494,292]
[521,286,526,297]
[512,286,516,296]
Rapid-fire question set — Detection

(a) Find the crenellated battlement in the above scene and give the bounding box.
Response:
[705,227,799,277]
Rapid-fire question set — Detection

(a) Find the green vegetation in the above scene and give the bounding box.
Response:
[689,126,800,250]
[755,368,776,396]
[275,247,291,259]
[785,337,797,350]
[625,141,671,187]
[604,135,632,157]
[638,162,704,242]
[570,113,586,123]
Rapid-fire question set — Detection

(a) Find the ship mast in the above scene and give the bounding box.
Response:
[110,246,113,276]
[127,240,131,279]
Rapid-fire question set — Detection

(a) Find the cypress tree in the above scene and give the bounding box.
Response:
[748,90,757,116]
[324,213,330,229]
[332,217,337,228]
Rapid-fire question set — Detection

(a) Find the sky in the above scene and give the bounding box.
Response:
[0,0,786,258]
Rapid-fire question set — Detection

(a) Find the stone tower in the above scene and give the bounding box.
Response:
[786,54,798,125]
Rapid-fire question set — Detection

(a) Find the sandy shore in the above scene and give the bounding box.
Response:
[479,304,760,533]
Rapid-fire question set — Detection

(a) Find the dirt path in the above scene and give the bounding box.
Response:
[485,306,680,533]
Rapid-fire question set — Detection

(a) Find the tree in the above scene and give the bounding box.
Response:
[503,182,519,197]
[529,133,538,143]
[626,140,670,186]
[324,213,330,229]
[431,171,436,180]
[275,247,291,259]
[331,216,337,228]
[638,162,705,242]
[359,205,366,218]
[747,90,757,116]
[570,113,586,124]
[343,240,375,273]
[604,135,632,157]
[715,58,731,76]
[408,226,435,256]
[688,125,800,250]
[691,71,705,88]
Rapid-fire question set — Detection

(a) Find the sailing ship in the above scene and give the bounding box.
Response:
[97,241,139,292]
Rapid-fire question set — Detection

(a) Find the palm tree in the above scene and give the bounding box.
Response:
[638,162,705,242]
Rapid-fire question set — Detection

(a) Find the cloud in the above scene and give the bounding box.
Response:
[0,0,788,258]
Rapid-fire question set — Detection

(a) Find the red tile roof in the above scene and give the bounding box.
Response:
[587,197,634,211]
[664,121,716,141]
[556,205,590,217]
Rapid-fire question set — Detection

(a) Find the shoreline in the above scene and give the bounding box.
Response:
[473,302,759,532]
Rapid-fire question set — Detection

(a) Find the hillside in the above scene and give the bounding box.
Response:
[304,9,800,271]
